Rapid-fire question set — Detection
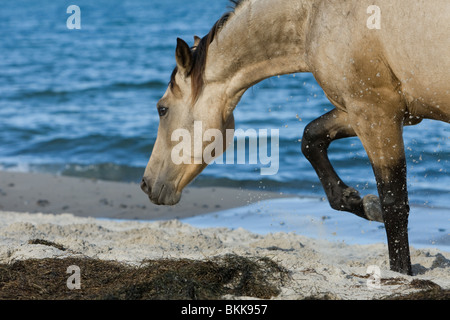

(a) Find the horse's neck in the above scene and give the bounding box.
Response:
[205,0,313,98]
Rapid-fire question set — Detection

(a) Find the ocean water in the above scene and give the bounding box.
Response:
[0,0,449,217]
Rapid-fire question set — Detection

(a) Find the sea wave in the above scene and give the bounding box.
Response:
[12,80,167,100]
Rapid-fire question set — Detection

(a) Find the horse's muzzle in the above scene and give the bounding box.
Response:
[140,177,181,205]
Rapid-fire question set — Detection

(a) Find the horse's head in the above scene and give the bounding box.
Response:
[141,37,236,205]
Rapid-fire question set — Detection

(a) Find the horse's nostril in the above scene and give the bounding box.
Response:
[140,178,150,194]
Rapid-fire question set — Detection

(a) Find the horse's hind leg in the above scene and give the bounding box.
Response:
[348,105,412,275]
[302,109,383,222]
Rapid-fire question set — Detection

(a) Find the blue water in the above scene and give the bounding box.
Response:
[0,0,449,212]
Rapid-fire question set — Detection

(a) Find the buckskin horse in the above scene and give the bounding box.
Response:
[141,0,450,275]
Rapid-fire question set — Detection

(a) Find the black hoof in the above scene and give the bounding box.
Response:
[362,195,384,222]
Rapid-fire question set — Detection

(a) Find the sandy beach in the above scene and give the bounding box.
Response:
[0,170,449,300]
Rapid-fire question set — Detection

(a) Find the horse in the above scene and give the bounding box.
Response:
[141,0,450,275]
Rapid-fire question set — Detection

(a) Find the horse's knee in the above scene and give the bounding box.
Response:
[301,123,314,157]
[301,122,328,158]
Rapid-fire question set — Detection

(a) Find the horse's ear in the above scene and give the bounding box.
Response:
[193,35,201,47]
[175,38,193,77]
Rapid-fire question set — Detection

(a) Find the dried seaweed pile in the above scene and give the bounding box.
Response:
[0,254,289,300]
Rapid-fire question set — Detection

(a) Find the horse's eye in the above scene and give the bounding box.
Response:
[158,106,169,117]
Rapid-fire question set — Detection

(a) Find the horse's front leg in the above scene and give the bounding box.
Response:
[349,104,412,275]
[302,109,383,222]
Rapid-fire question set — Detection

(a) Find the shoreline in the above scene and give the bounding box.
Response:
[0,170,292,221]
[1,170,448,251]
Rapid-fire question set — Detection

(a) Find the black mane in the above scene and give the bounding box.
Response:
[169,0,247,101]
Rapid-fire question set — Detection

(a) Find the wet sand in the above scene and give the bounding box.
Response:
[0,170,289,220]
